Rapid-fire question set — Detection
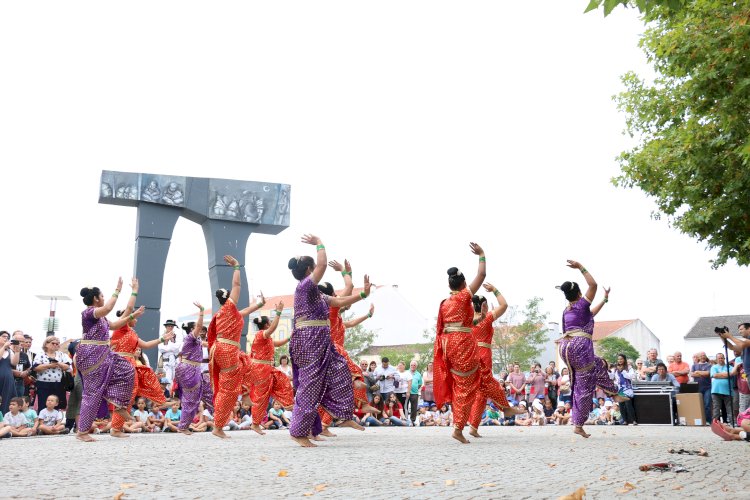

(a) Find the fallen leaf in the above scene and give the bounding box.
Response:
[445,480,456,486]
[259,455,268,462]
[412,482,425,487]
[699,448,708,457]
[617,482,636,494]
[673,486,684,491]
[481,483,496,488]
[722,487,730,493]
[400,470,405,475]
[314,485,327,492]
[120,484,135,490]
[600,476,607,481]
[558,486,586,500]
[113,493,124,500]
[547,463,557,468]
[278,470,288,477]
[302,493,313,497]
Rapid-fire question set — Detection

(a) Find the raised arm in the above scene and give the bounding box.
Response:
[302,234,327,284]
[117,277,140,319]
[329,275,372,308]
[263,301,284,339]
[330,259,354,296]
[567,260,597,302]
[94,277,123,319]
[239,291,265,317]
[590,287,610,316]
[193,301,205,337]
[482,283,507,320]
[343,304,374,328]
[468,242,487,295]
[109,305,147,331]
[224,255,242,305]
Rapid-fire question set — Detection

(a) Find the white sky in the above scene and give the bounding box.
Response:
[1,1,747,357]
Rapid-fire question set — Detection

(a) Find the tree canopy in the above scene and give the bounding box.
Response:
[584,0,689,17]
[595,336,641,364]
[613,0,750,267]
[493,298,550,371]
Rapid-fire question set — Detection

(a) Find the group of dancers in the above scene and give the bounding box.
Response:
[75,234,625,445]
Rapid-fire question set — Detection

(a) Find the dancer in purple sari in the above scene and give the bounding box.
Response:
[286,234,369,447]
[77,278,145,442]
[557,260,625,438]
[175,301,213,434]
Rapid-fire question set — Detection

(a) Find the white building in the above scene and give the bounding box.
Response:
[683,314,749,358]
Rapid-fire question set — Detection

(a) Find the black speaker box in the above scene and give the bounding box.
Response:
[633,394,673,425]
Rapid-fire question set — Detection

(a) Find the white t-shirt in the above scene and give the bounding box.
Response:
[202,409,213,421]
[394,370,412,394]
[38,408,63,426]
[132,409,149,422]
[33,352,72,383]
[4,411,28,427]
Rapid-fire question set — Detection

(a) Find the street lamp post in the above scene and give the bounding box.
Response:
[35,295,71,338]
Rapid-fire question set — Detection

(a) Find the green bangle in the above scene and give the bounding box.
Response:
[479,256,486,262]
[129,314,134,321]
[159,336,164,343]
[233,265,241,270]
[604,297,609,303]
[359,291,367,299]
[112,292,119,298]
[492,290,500,296]
[580,267,588,275]
[131,292,138,297]
[275,310,282,317]
[316,244,325,251]
[341,271,352,276]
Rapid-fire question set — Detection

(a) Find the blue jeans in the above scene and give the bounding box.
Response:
[14,378,25,398]
[388,416,409,426]
[700,387,712,422]
[363,416,382,427]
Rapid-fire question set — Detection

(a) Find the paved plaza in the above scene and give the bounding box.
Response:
[2,425,747,499]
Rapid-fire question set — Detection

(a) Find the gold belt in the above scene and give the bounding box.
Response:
[217,337,240,348]
[80,340,110,346]
[250,359,274,366]
[450,365,479,378]
[115,352,135,359]
[561,329,592,339]
[295,320,330,329]
[477,342,492,349]
[180,359,201,367]
[443,326,472,334]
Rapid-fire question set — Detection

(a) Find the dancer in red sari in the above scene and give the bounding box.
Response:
[317,260,379,433]
[110,279,176,436]
[433,242,491,444]
[467,283,522,437]
[246,301,293,434]
[207,255,265,439]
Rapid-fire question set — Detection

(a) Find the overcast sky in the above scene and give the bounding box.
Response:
[1,1,746,357]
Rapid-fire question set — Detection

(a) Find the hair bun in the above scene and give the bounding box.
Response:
[116,310,124,317]
[253,317,261,326]
[447,267,459,277]
[80,288,90,298]
[288,257,298,270]
[560,281,573,292]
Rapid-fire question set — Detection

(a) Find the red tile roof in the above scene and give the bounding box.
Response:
[592,320,636,341]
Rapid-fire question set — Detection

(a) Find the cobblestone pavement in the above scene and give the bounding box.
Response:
[2,425,747,499]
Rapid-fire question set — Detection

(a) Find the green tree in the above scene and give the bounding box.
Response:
[583,0,688,17]
[493,298,550,370]
[343,314,378,358]
[613,1,750,268]
[595,336,641,364]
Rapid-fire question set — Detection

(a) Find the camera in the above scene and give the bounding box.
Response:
[10,339,20,345]
[379,375,386,381]
[714,326,730,335]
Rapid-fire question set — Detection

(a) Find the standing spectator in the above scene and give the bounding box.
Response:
[666,354,675,365]
[163,400,182,432]
[507,363,526,404]
[711,353,733,424]
[393,361,410,410]
[11,332,31,398]
[634,359,646,380]
[384,393,409,426]
[31,336,72,413]
[557,367,572,404]
[549,361,560,378]
[34,395,68,435]
[360,360,377,403]
[613,354,637,425]
[642,349,663,378]
[373,357,398,402]
[277,355,293,381]
[422,362,434,407]
[4,397,33,436]
[526,363,546,403]
[406,360,422,425]
[0,331,20,415]
[718,323,750,413]
[736,359,749,413]
[545,366,558,408]
[668,351,690,385]
[157,319,182,386]
[690,351,713,421]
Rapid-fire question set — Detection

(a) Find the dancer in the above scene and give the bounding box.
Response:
[467,283,523,437]
[557,260,624,439]
[109,279,175,437]
[207,255,265,439]
[287,234,368,448]
[246,301,294,435]
[175,302,213,435]
[317,260,379,432]
[77,278,145,442]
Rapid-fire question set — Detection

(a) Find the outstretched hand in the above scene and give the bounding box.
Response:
[130,277,139,293]
[344,259,352,274]
[363,275,372,297]
[604,287,611,298]
[193,301,203,310]
[301,234,321,246]
[115,277,123,293]
[131,305,146,318]
[566,260,582,270]
[469,242,484,256]
[483,283,497,293]
[328,260,344,272]
[275,300,284,311]
[224,255,239,267]
[369,304,375,317]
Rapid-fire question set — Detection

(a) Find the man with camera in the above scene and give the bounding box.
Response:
[718,323,750,413]
[373,357,398,402]
[10,331,32,398]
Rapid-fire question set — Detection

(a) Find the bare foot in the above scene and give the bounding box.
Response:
[251,424,266,435]
[452,428,470,444]
[179,429,193,436]
[573,426,590,438]
[76,432,96,442]
[241,395,254,407]
[613,394,630,403]
[291,435,317,447]
[338,419,365,431]
[114,407,133,422]
[503,406,527,416]
[320,428,337,437]
[110,429,129,438]
[212,429,230,439]
[354,380,367,390]
[468,427,482,438]
[310,434,325,441]
[361,404,380,414]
